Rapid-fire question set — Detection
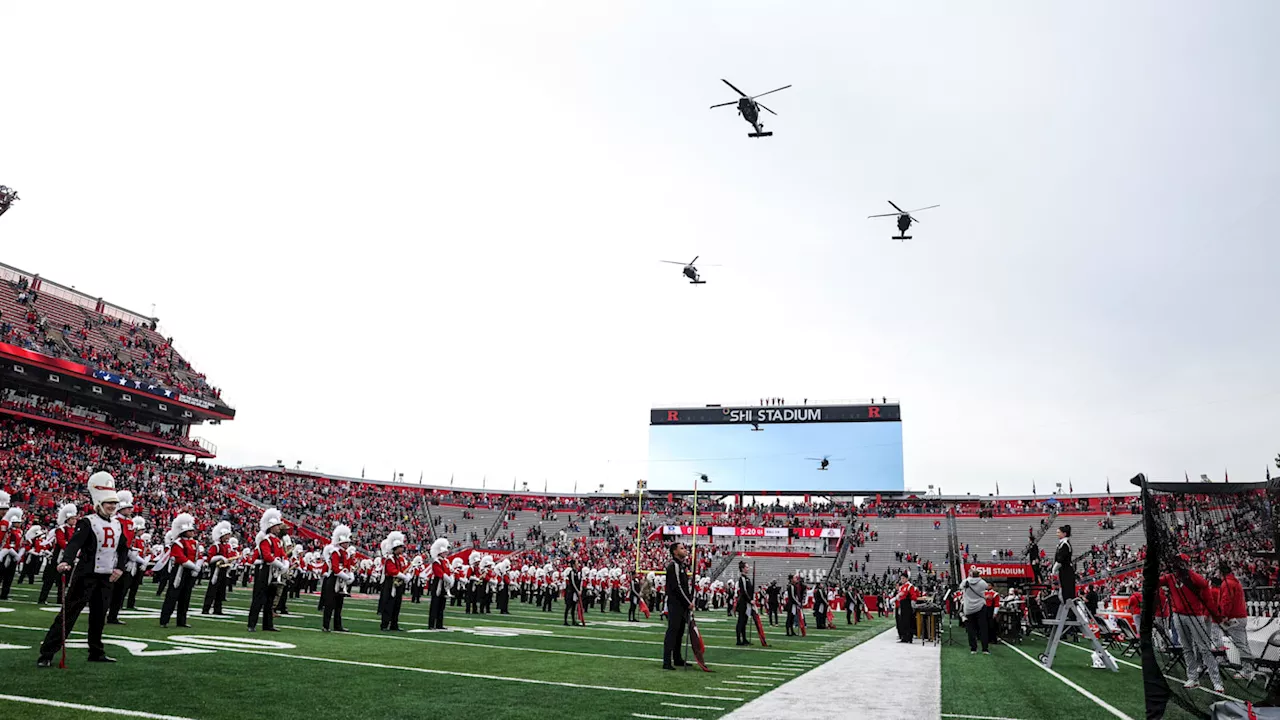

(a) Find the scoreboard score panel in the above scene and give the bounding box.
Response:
[650,403,900,425]
[647,403,905,493]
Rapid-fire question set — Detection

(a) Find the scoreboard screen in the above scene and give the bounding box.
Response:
[647,404,904,493]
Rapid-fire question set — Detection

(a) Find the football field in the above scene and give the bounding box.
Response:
[0,581,882,720]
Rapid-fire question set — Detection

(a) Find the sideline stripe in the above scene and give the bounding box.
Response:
[0,623,745,703]
[942,714,1032,720]
[0,694,196,720]
[722,680,777,687]
[632,714,696,720]
[1003,642,1134,720]
[710,687,758,693]
[662,702,725,711]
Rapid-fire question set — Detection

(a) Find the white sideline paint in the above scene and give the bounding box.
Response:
[722,629,941,720]
[0,694,196,720]
[662,702,725,710]
[1003,642,1134,720]
[0,623,746,704]
[942,715,1031,720]
[632,714,696,720]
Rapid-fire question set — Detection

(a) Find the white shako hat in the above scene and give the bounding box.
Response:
[332,524,352,545]
[116,489,135,510]
[88,471,119,508]
[430,537,449,561]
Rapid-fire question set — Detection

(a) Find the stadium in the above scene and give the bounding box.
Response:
[2,4,1277,720]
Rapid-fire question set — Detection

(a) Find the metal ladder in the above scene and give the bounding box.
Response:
[1038,596,1118,672]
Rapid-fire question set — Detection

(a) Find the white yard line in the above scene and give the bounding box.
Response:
[721,629,940,720]
[662,702,725,711]
[942,714,1032,720]
[0,623,745,704]
[0,694,197,720]
[632,714,696,720]
[1003,643,1134,720]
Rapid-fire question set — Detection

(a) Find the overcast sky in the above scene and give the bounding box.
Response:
[2,1,1276,497]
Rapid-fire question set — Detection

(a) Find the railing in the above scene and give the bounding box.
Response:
[1024,507,1060,561]
[188,436,217,456]
[707,550,738,583]
[419,497,438,542]
[484,496,513,544]
[651,397,900,408]
[825,512,861,583]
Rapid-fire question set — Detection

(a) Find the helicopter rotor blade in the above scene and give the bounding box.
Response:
[659,260,687,265]
[709,101,737,109]
[690,256,699,265]
[887,200,906,214]
[751,85,791,100]
[908,215,921,224]
[720,79,749,97]
[867,212,899,218]
[757,102,777,116]
[907,205,940,213]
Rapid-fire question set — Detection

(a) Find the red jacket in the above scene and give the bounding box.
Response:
[1160,571,1215,619]
[170,538,198,566]
[1218,574,1247,620]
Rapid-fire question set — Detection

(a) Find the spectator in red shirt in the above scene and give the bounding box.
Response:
[1218,563,1254,678]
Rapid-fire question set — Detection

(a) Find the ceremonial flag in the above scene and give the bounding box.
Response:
[513,477,517,490]
[1106,477,1110,493]
[687,613,711,671]
[1225,469,1229,483]
[751,603,769,646]
[798,607,808,637]
[450,474,455,486]
[1185,471,1190,483]
[995,482,999,496]
[639,598,650,619]
[1069,479,1073,494]
[361,466,365,479]
[1032,480,1036,494]
[419,471,423,483]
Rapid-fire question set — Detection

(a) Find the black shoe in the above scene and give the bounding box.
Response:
[36,657,52,668]
[673,660,688,667]
[177,623,193,629]
[662,664,675,670]
[107,619,126,625]
[159,623,168,629]
[87,655,117,663]
[322,627,331,633]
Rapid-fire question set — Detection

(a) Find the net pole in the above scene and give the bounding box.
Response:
[1136,473,1170,718]
[634,483,645,576]
[691,477,700,579]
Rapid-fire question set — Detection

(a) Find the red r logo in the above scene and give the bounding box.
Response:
[667,411,679,421]
[867,406,881,418]
[101,526,116,549]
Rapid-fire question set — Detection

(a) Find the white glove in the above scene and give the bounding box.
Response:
[397,572,412,581]
[210,554,227,566]
[340,571,354,583]
[194,559,205,574]
[182,560,198,571]
[128,549,144,564]
[271,559,289,572]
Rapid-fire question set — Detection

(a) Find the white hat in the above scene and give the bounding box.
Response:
[25,524,43,542]
[0,490,9,509]
[411,555,424,567]
[3,508,22,525]
[229,537,239,548]
[163,530,175,545]
[332,524,352,545]
[132,517,146,533]
[430,537,449,561]
[469,551,482,566]
[141,532,152,544]
[259,508,284,533]
[57,503,78,527]
[170,513,196,536]
[450,557,463,570]
[88,471,119,507]
[211,520,232,543]
[116,489,134,510]
[380,538,393,557]
[387,531,406,551]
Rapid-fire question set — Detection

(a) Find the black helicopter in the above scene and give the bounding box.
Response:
[868,200,940,240]
[660,256,711,284]
[805,455,844,471]
[710,79,791,138]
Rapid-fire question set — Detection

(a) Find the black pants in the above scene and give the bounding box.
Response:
[38,573,114,661]
[429,587,446,629]
[541,590,552,612]
[663,609,688,666]
[786,606,797,635]
[160,571,193,626]
[815,607,827,629]
[125,570,143,609]
[768,603,778,625]
[19,557,41,584]
[38,565,65,604]
[382,581,403,630]
[247,568,277,631]
[107,570,134,622]
[0,560,15,599]
[564,597,580,625]
[736,609,750,644]
[202,570,227,614]
[985,605,998,644]
[321,576,345,631]
[896,601,915,643]
[966,609,989,652]
[628,601,638,622]
[274,578,290,613]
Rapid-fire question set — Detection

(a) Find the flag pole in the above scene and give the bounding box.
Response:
[634,480,646,576]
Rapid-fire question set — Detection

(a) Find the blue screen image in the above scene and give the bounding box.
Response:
[647,421,904,492]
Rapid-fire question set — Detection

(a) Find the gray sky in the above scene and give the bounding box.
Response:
[2,1,1276,496]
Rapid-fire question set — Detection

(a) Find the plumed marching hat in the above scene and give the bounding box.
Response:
[25,524,43,542]
[0,490,9,509]
[380,537,393,557]
[430,537,449,561]
[387,531,406,551]
[170,513,196,536]
[332,524,352,545]
[450,557,464,570]
[211,520,232,543]
[88,471,119,507]
[132,517,146,532]
[2,507,22,525]
[259,508,285,533]
[116,489,135,510]
[57,503,77,527]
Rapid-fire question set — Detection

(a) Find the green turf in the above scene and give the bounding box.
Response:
[939,625,1204,720]
[0,581,883,719]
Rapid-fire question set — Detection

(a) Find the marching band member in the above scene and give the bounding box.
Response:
[39,503,78,605]
[409,554,425,604]
[813,582,829,629]
[628,571,641,622]
[380,531,410,631]
[18,524,45,585]
[152,530,175,596]
[479,554,495,614]
[201,521,234,616]
[159,513,199,628]
[565,558,584,627]
[0,500,25,599]
[35,472,129,668]
[321,524,354,632]
[274,536,298,615]
[894,571,921,644]
[784,574,801,636]
[248,508,287,632]
[106,490,139,625]
[465,552,482,615]
[126,523,149,611]
[735,561,754,645]
[428,538,450,630]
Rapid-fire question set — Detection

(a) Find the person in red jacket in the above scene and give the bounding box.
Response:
[983,586,1001,646]
[159,513,199,628]
[1218,563,1254,678]
[1160,557,1223,692]
[248,508,287,632]
[320,524,354,632]
[428,537,451,630]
